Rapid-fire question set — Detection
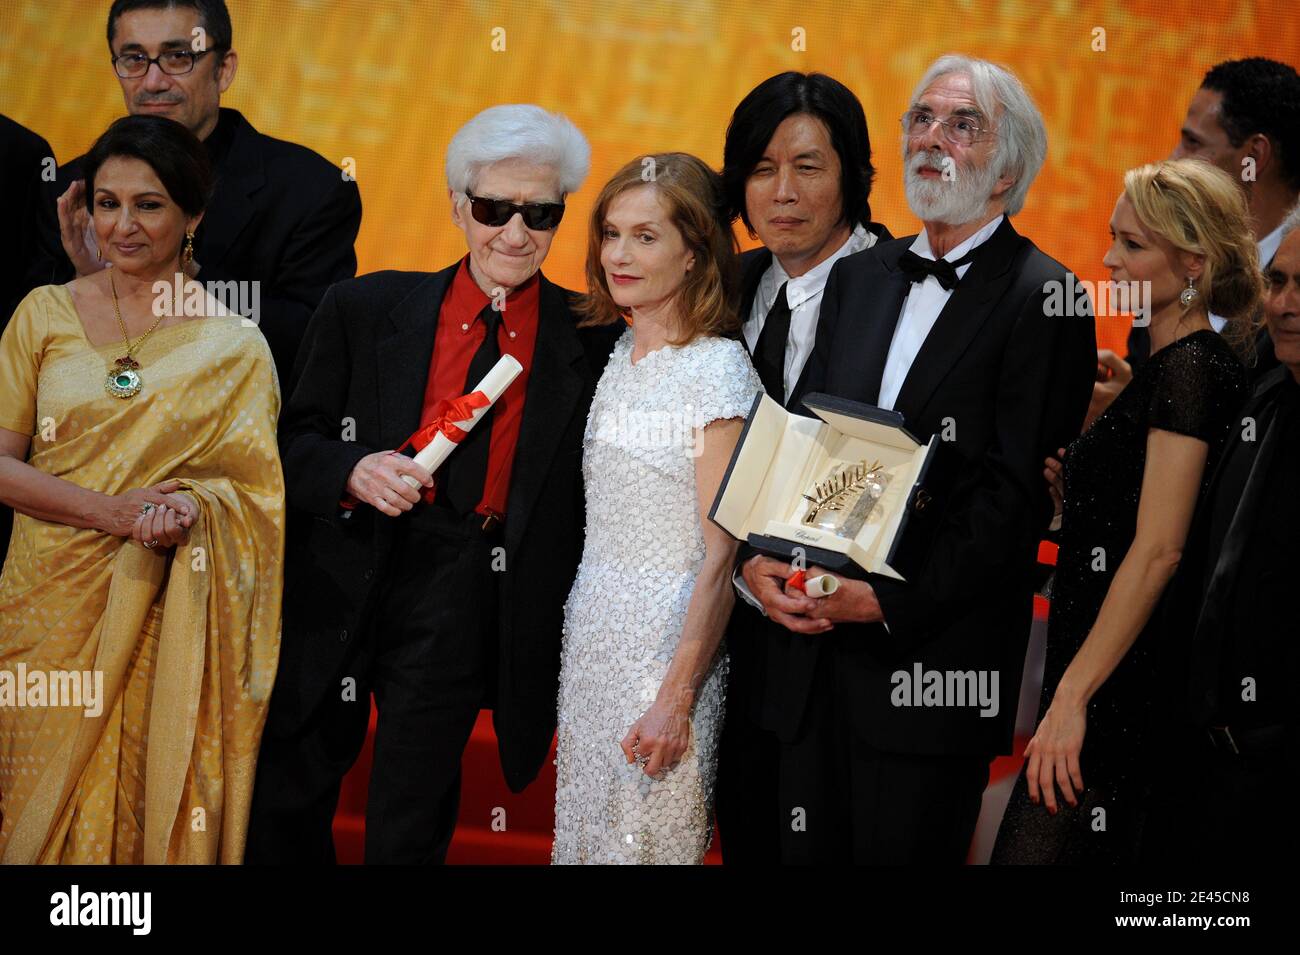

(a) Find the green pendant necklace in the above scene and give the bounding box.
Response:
[104,271,170,399]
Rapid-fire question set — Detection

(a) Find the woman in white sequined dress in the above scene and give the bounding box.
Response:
[551,154,761,864]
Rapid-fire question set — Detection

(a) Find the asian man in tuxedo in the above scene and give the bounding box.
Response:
[714,71,891,865]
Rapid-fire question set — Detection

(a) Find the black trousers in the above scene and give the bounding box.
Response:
[1141,726,1298,865]
[715,661,782,865]
[776,646,991,865]
[246,503,501,864]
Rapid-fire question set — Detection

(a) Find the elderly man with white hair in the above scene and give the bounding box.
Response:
[739,54,1097,863]
[245,104,620,864]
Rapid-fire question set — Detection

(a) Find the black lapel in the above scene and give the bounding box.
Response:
[794,221,898,407]
[738,246,773,353]
[841,244,912,405]
[196,109,263,271]
[375,265,457,450]
[891,217,1024,421]
[503,275,586,554]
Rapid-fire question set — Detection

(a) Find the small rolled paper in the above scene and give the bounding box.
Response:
[785,570,840,598]
[399,353,524,489]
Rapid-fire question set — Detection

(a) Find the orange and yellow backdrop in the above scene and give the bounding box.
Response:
[2,0,1296,352]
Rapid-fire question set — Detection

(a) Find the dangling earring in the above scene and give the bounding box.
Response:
[181,231,195,268]
[1179,275,1199,308]
[96,245,102,262]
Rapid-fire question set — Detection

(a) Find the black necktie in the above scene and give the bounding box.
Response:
[753,281,791,401]
[897,248,979,291]
[442,302,501,515]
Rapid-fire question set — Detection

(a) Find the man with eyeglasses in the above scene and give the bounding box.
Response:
[245,104,620,864]
[740,54,1096,863]
[26,0,361,379]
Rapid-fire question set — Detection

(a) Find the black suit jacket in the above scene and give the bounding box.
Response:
[1163,365,1299,735]
[26,107,361,377]
[269,263,619,791]
[0,114,54,567]
[1,114,53,326]
[760,217,1096,755]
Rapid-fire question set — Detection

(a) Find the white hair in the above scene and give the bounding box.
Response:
[1280,202,1300,243]
[907,54,1048,216]
[445,104,590,198]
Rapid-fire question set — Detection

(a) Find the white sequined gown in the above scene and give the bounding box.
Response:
[551,328,762,864]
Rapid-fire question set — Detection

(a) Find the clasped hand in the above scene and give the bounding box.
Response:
[740,555,884,633]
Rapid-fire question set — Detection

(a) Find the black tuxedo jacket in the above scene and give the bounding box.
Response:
[759,217,1096,755]
[269,263,619,792]
[26,107,361,378]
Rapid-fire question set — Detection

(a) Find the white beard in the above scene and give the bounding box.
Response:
[903,149,999,226]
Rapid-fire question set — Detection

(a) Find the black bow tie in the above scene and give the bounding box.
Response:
[897,248,979,291]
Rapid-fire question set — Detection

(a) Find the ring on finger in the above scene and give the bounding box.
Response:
[143,539,158,549]
[140,502,156,515]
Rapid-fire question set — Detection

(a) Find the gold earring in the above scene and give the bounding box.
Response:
[181,231,195,268]
[96,245,102,262]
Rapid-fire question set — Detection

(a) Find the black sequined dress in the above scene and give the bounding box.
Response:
[991,330,1247,864]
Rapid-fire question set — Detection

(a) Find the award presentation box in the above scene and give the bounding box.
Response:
[708,391,955,582]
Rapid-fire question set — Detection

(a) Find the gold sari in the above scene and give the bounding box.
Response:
[0,285,284,864]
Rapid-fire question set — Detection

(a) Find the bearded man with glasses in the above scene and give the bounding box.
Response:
[27,0,362,379]
[245,104,621,864]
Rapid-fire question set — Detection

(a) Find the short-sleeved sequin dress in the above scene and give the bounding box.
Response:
[992,330,1248,864]
[551,328,762,864]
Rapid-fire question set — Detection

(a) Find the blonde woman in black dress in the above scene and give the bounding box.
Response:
[992,159,1259,864]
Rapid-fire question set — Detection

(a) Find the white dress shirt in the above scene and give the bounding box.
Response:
[877,214,1004,411]
[743,222,878,404]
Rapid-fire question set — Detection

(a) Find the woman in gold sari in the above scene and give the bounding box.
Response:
[0,115,284,863]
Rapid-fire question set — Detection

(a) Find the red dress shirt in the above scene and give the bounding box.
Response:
[416,256,540,520]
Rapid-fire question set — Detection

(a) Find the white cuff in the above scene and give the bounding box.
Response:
[732,564,767,616]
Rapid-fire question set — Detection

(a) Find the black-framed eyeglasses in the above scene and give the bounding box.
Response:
[464,191,566,231]
[112,48,222,79]
[901,109,994,147]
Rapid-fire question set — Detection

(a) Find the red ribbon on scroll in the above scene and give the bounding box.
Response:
[339,390,490,510]
[396,390,490,454]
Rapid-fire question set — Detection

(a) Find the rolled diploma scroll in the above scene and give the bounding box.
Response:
[399,353,524,489]
[785,570,840,598]
[803,574,840,597]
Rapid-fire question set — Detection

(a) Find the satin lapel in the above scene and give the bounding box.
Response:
[850,254,913,406]
[376,267,456,450]
[196,110,262,271]
[503,276,586,554]
[891,218,1023,423]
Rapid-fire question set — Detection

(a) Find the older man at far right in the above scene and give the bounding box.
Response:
[739,54,1097,864]
[1143,204,1300,866]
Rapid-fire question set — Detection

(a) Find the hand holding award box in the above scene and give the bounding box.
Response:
[708,392,955,582]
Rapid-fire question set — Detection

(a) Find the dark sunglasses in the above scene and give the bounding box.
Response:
[465,191,566,230]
